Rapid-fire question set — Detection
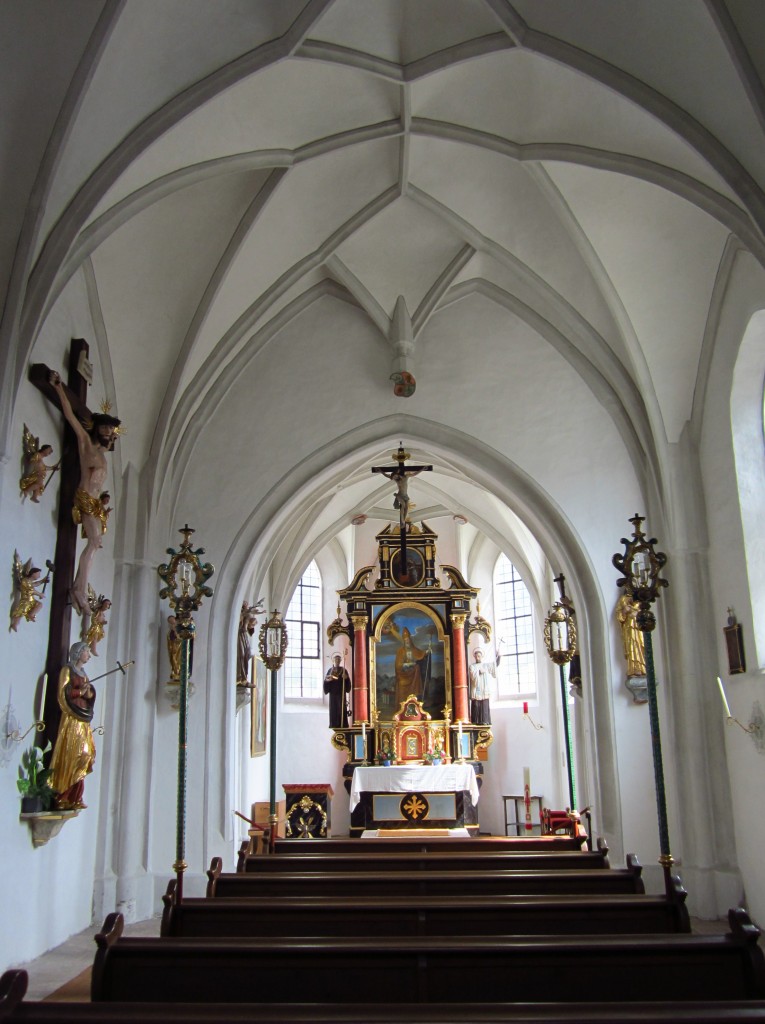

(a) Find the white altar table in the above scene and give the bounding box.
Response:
[350,764,480,811]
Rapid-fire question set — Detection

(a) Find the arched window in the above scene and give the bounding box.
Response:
[284,560,322,699]
[493,553,537,698]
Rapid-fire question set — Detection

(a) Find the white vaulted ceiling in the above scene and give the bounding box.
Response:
[2,0,764,537]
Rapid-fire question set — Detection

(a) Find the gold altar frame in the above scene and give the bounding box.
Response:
[369,602,452,722]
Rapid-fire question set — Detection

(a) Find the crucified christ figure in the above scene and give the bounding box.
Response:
[371,445,432,532]
[49,371,120,618]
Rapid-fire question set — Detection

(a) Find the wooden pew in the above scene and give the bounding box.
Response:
[90,909,765,1004]
[239,849,611,874]
[5,971,765,1024]
[163,874,690,937]
[208,854,646,897]
[269,834,589,856]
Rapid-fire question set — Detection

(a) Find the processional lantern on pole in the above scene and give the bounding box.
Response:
[543,574,578,811]
[259,610,288,852]
[612,514,673,886]
[157,524,214,900]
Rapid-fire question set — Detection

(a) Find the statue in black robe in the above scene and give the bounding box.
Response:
[323,654,352,728]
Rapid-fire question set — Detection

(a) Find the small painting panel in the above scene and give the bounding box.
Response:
[391,546,424,586]
[250,657,267,757]
[354,734,366,760]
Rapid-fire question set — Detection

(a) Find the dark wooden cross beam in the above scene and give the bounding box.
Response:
[371,444,432,566]
[29,338,92,749]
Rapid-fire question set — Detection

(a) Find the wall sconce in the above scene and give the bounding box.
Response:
[522,700,543,731]
[717,678,764,754]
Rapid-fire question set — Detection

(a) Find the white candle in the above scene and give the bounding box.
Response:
[717,676,732,719]
[362,722,366,740]
[523,766,532,831]
[39,673,48,722]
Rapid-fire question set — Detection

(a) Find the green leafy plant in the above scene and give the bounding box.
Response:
[375,747,393,765]
[17,742,54,809]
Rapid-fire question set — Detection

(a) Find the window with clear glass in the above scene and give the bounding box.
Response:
[284,560,322,699]
[493,554,537,698]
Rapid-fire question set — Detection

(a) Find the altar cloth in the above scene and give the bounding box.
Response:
[350,764,480,811]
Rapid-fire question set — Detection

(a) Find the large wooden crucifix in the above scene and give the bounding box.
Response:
[28,339,119,749]
[371,444,432,566]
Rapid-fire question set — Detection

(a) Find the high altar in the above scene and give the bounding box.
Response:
[328,522,492,836]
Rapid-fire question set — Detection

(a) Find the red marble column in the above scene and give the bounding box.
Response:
[351,614,369,723]
[451,612,469,722]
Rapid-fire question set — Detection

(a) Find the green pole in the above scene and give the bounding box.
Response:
[268,666,278,850]
[174,619,194,901]
[558,664,576,810]
[643,630,673,889]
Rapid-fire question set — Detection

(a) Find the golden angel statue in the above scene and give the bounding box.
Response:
[19,424,57,503]
[10,551,50,632]
[84,584,111,656]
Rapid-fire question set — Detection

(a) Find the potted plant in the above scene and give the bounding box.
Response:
[375,746,393,766]
[425,744,445,766]
[17,742,54,813]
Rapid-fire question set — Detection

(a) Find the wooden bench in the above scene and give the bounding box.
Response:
[90,909,765,1004]
[163,874,690,937]
[269,834,589,856]
[237,836,610,873]
[208,854,646,897]
[5,971,765,1024]
[239,848,611,874]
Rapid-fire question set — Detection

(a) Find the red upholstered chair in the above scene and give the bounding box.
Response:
[541,807,579,836]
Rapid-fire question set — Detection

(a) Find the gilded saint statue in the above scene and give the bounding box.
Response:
[84,585,111,656]
[10,551,50,632]
[616,590,646,677]
[49,641,97,809]
[20,425,57,503]
[166,614,181,682]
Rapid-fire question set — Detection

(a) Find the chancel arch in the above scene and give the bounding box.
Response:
[200,417,625,861]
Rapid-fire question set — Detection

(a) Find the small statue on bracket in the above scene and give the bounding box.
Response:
[20,425,58,503]
[237,598,264,685]
[10,551,52,632]
[616,589,647,703]
[83,585,111,656]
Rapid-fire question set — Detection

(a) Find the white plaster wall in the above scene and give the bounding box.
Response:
[0,273,118,970]
[698,250,765,927]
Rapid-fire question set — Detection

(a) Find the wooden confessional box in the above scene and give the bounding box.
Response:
[328,522,492,836]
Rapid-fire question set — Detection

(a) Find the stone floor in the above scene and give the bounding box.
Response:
[12,917,161,1000]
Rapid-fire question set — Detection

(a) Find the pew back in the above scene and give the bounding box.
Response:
[207,855,645,898]
[163,877,690,937]
[239,850,610,874]
[4,971,765,1024]
[91,910,765,1005]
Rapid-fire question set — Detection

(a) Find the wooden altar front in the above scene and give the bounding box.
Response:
[349,764,480,837]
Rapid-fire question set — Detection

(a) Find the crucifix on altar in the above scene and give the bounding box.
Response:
[371,444,432,565]
[28,339,121,749]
